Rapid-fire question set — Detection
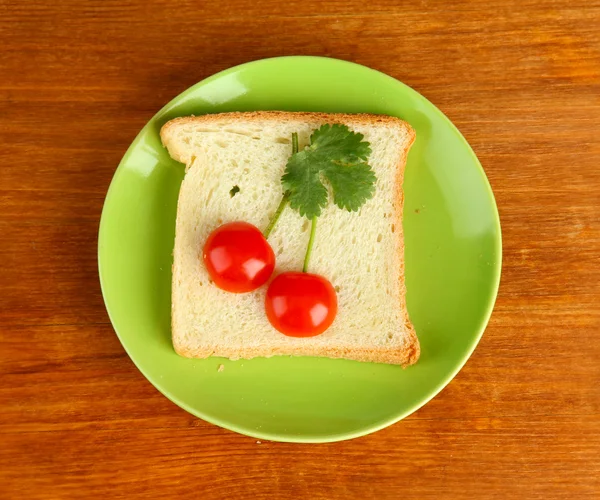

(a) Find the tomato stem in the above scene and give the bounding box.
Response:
[263,133,299,239]
[303,216,317,273]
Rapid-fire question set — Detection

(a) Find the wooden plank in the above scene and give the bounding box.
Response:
[1,418,598,499]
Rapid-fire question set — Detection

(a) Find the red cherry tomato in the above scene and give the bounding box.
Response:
[265,272,338,337]
[203,221,275,293]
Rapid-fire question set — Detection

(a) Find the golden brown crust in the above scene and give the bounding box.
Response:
[161,110,411,129]
[166,111,420,367]
[392,124,420,367]
[160,111,413,153]
[174,344,416,366]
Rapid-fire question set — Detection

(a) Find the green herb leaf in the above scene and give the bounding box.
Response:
[281,150,329,219]
[309,124,371,164]
[281,124,376,218]
[323,162,377,212]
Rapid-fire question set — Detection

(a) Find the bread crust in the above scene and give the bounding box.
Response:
[162,111,420,367]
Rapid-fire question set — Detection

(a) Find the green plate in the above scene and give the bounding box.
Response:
[98,56,501,443]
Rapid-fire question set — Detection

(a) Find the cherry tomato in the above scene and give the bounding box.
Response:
[265,272,338,337]
[203,221,275,293]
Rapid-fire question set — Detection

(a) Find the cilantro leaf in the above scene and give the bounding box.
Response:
[281,151,328,219]
[309,124,371,163]
[281,124,376,218]
[323,162,377,212]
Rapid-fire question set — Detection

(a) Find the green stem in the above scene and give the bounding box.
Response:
[263,192,289,238]
[303,216,317,273]
[263,132,298,239]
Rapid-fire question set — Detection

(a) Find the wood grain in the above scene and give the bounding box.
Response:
[1,0,599,498]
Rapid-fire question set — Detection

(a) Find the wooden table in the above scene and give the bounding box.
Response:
[1,1,599,498]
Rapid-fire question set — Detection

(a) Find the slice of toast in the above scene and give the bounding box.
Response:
[160,111,419,366]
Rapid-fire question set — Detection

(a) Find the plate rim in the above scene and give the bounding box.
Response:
[98,55,502,443]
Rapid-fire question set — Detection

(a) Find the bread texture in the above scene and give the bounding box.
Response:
[161,111,419,366]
